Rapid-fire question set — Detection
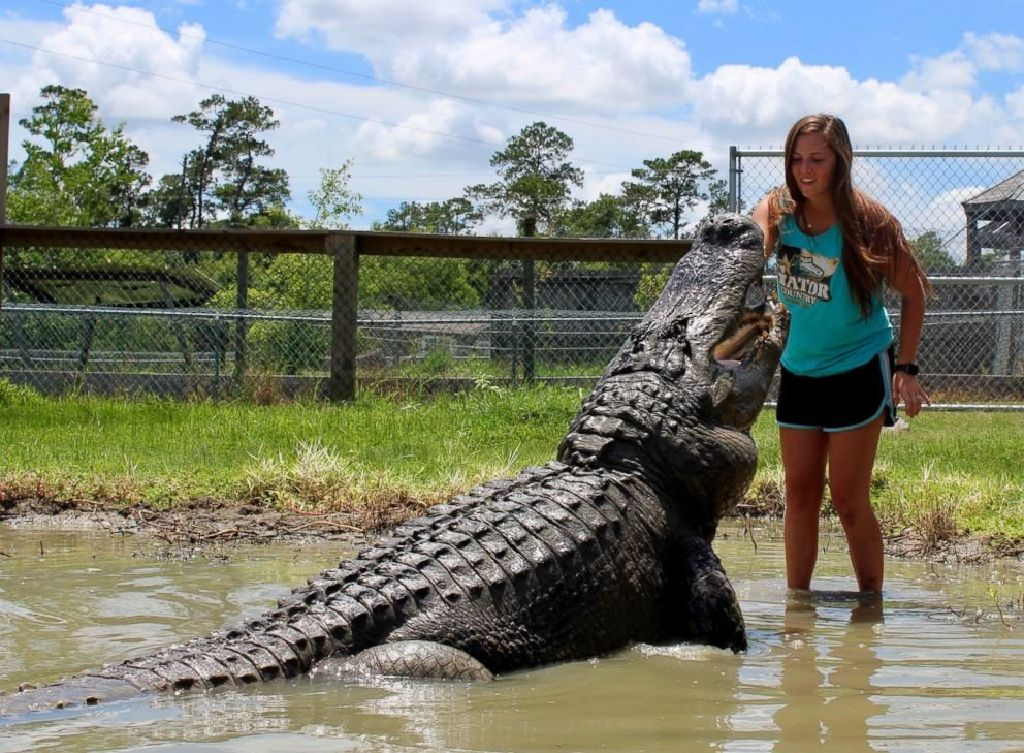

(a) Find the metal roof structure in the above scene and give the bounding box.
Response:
[962,168,1024,257]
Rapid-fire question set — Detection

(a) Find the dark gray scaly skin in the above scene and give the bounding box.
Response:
[0,213,788,715]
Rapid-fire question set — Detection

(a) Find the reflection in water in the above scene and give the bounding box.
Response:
[774,593,884,752]
[2,526,1024,752]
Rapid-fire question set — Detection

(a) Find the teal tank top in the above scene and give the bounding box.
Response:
[776,214,892,376]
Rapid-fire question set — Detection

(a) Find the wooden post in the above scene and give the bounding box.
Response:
[327,233,358,401]
[0,93,10,309]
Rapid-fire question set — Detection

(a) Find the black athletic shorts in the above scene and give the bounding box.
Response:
[776,347,896,432]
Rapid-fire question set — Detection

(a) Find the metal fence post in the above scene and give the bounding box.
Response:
[328,232,358,401]
[521,217,537,383]
[0,93,10,310]
[728,146,739,213]
[233,249,249,384]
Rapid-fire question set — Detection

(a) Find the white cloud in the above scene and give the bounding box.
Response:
[921,186,987,262]
[693,56,988,146]
[902,51,976,93]
[1007,87,1024,120]
[963,32,1024,72]
[696,0,739,14]
[275,0,507,55]
[902,32,1024,94]
[277,3,693,112]
[23,3,205,120]
[352,99,497,162]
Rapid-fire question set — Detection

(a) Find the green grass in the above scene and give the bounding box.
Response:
[0,380,1021,545]
[747,410,1024,545]
[0,381,583,510]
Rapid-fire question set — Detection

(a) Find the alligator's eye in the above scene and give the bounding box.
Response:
[669,318,688,337]
[744,281,766,313]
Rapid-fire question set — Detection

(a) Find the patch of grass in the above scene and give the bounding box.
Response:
[0,384,581,513]
[748,410,1024,544]
[0,379,44,407]
[0,385,1020,544]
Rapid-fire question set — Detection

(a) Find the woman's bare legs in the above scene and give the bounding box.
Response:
[826,414,885,592]
[780,427,828,590]
[780,414,885,593]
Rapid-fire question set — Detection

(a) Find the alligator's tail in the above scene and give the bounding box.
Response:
[0,556,408,716]
[1,457,541,716]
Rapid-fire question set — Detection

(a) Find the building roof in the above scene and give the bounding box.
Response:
[963,168,1024,207]
[962,169,1024,252]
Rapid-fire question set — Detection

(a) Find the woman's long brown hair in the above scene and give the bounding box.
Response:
[772,114,930,315]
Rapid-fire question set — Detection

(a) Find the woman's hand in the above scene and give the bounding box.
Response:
[893,372,930,417]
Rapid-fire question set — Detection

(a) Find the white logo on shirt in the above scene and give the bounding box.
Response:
[778,245,838,306]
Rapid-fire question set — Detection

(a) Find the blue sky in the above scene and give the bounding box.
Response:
[1,0,1023,229]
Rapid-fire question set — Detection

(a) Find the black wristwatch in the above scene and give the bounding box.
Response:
[894,362,920,376]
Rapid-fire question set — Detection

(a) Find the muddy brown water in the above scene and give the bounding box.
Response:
[1,523,1023,753]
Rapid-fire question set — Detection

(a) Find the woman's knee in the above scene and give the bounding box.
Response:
[785,475,826,509]
[830,493,876,530]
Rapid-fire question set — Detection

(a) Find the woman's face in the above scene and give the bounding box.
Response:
[789,131,836,201]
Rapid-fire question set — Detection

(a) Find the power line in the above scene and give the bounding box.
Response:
[39,0,692,146]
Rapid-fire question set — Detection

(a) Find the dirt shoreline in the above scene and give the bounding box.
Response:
[1,495,1021,565]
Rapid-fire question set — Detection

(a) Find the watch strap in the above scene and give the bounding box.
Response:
[894,363,920,376]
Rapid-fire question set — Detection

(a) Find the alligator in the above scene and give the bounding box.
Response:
[0,213,788,715]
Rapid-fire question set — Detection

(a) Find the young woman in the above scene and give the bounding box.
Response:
[752,114,931,594]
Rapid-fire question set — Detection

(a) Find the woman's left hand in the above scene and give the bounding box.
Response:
[894,372,931,418]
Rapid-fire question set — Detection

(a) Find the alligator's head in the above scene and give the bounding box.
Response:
[558,213,789,529]
[627,212,789,431]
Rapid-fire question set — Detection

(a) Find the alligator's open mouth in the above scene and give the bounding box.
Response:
[711,280,785,370]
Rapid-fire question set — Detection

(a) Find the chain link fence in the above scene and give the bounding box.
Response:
[0,228,680,401]
[0,149,1022,407]
[731,149,1024,408]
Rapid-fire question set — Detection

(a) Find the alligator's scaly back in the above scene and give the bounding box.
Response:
[1,214,788,716]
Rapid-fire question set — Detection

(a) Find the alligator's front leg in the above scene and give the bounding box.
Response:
[676,531,747,653]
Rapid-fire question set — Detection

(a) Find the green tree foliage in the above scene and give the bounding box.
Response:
[633,262,674,310]
[255,160,361,314]
[372,198,478,235]
[621,150,727,307]
[366,197,486,310]
[359,257,485,310]
[467,121,583,235]
[306,160,363,230]
[622,150,722,240]
[8,85,151,227]
[551,193,649,239]
[912,230,958,273]
[142,172,189,228]
[162,95,291,228]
